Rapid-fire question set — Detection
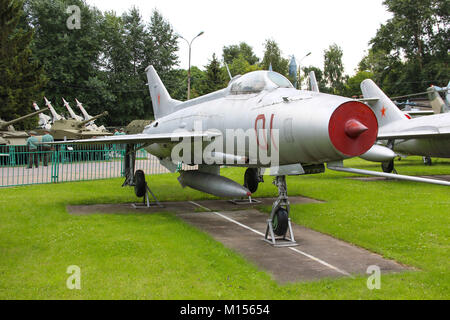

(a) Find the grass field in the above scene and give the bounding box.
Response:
[0,157,449,299]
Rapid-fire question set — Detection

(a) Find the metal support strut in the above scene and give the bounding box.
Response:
[264,175,297,247]
[132,182,163,209]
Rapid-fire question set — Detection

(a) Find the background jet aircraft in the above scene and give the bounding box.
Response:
[53,66,449,246]
[360,79,450,172]
[427,82,449,114]
[308,71,450,171]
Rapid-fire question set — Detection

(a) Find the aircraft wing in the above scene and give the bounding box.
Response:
[378,128,450,140]
[356,97,379,104]
[49,130,222,145]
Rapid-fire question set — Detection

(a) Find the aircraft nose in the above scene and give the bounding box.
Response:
[328,101,378,157]
[344,119,368,138]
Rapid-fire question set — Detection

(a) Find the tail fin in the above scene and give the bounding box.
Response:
[308,71,319,92]
[427,86,448,114]
[145,65,181,119]
[361,79,405,127]
[445,81,450,109]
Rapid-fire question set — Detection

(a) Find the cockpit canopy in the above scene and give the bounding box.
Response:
[229,71,293,95]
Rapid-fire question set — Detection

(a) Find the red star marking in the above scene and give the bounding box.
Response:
[381,106,386,117]
[158,94,160,106]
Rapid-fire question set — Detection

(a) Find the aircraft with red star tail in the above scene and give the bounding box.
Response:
[359,79,450,173]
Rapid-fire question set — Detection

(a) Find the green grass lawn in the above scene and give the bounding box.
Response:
[0,157,449,299]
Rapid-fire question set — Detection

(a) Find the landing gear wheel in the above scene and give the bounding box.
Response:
[244,168,259,193]
[382,160,394,173]
[423,156,432,166]
[272,207,289,236]
[264,176,297,247]
[134,170,146,197]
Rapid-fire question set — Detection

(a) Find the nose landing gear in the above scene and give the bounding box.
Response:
[264,176,297,247]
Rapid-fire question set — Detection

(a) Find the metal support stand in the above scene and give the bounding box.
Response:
[228,196,261,205]
[264,176,297,247]
[132,182,163,209]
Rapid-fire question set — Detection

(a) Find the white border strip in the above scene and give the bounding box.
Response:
[189,201,352,277]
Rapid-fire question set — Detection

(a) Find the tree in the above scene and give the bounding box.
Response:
[223,42,259,66]
[261,39,289,76]
[365,0,449,94]
[145,10,179,94]
[302,66,329,93]
[343,71,374,97]
[323,44,345,94]
[25,0,105,119]
[0,0,47,129]
[201,53,227,94]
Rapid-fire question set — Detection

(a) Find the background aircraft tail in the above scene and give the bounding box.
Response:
[427,85,449,114]
[361,79,406,127]
[145,66,182,119]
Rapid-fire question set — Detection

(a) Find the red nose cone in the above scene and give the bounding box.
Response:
[328,101,378,157]
[345,119,368,138]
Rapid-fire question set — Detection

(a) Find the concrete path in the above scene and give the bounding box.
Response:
[67,196,409,283]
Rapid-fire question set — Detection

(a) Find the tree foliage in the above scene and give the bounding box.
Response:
[261,39,289,76]
[223,42,259,66]
[0,0,47,129]
[361,0,449,95]
[323,44,345,94]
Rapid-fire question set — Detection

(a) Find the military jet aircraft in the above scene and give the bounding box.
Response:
[308,71,450,171]
[360,80,450,172]
[427,82,449,114]
[52,66,449,246]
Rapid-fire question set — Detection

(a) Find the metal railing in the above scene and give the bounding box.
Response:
[0,144,194,187]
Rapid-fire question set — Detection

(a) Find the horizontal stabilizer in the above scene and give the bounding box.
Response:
[378,128,450,140]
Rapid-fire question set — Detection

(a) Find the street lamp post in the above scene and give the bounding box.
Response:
[298,52,311,89]
[179,31,204,100]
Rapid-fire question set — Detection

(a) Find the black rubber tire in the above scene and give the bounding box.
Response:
[134,170,146,198]
[272,207,289,236]
[244,168,259,193]
[381,160,394,173]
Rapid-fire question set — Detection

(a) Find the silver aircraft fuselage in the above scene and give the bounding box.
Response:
[142,72,377,167]
[380,113,450,158]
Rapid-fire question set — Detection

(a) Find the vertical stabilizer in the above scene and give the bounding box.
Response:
[361,79,405,127]
[427,87,446,114]
[445,81,450,109]
[145,65,181,119]
[309,71,319,92]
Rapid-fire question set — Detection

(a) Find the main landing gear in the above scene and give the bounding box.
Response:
[122,144,162,208]
[132,170,162,208]
[264,176,297,247]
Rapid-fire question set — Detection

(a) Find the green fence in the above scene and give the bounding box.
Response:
[0,144,190,187]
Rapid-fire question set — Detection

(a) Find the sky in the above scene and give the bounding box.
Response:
[87,0,393,75]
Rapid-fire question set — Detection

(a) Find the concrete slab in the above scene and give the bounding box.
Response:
[67,197,409,283]
[66,196,320,215]
[178,208,409,283]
